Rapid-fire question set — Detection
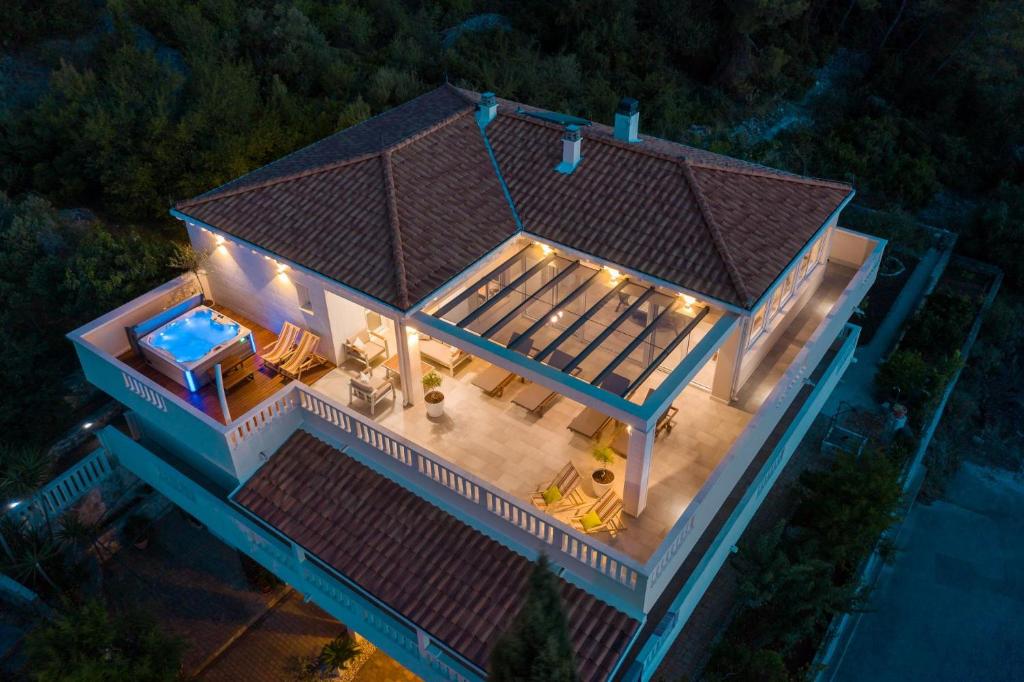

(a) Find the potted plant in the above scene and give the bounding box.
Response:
[318,632,361,676]
[423,371,445,418]
[591,445,616,495]
[123,515,152,550]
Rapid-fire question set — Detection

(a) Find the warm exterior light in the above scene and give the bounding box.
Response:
[406,327,419,339]
[82,422,93,430]
[680,293,696,308]
[214,235,225,246]
[535,242,553,255]
[605,267,621,283]
[549,315,559,323]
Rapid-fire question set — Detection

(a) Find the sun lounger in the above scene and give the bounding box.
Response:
[262,321,301,368]
[571,490,625,536]
[277,331,323,380]
[512,350,578,415]
[568,406,611,439]
[529,462,586,512]
[472,363,516,397]
[472,333,534,397]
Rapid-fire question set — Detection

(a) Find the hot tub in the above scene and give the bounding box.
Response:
[140,305,255,391]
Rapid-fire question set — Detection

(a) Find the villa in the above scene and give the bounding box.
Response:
[69,85,883,681]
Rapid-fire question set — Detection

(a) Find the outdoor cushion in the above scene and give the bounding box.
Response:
[542,484,562,505]
[580,510,602,531]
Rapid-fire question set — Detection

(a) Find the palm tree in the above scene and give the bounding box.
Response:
[0,444,54,556]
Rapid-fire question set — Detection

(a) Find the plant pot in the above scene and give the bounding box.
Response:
[425,391,445,418]
[592,469,614,496]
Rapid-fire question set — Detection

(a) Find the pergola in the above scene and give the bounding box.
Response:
[407,242,738,515]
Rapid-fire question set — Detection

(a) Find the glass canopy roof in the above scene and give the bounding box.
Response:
[425,243,712,402]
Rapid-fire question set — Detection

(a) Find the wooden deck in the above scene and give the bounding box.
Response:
[118,305,334,424]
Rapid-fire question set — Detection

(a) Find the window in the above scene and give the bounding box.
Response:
[798,249,812,280]
[767,285,783,321]
[781,269,796,304]
[747,305,766,348]
[295,282,314,313]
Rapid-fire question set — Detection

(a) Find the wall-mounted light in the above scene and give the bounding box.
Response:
[406,327,420,339]
[7,500,21,510]
[605,267,621,283]
[214,235,225,246]
[81,422,93,430]
[534,241,554,256]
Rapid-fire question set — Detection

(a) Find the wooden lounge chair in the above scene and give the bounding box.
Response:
[277,331,323,380]
[571,490,625,536]
[513,350,578,416]
[262,321,301,368]
[529,462,586,512]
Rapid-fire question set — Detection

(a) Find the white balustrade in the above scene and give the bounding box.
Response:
[6,447,115,529]
[296,386,644,596]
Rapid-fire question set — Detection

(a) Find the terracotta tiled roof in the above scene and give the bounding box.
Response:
[176,84,852,309]
[176,87,520,309]
[232,430,639,681]
[481,100,852,307]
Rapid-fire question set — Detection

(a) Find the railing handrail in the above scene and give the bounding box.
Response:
[296,382,645,569]
[644,243,883,585]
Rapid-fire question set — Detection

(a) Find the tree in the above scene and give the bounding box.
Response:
[25,599,185,682]
[489,555,577,682]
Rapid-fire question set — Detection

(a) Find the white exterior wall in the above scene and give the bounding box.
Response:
[188,224,343,364]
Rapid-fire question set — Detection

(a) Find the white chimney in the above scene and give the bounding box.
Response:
[476,91,497,127]
[555,124,582,174]
[614,97,640,143]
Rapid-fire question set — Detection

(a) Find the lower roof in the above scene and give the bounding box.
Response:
[232,430,638,681]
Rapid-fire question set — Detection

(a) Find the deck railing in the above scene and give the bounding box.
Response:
[6,447,115,529]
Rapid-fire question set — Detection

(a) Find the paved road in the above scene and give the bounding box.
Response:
[831,463,1024,681]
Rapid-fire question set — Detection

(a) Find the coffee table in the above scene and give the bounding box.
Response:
[381,354,433,381]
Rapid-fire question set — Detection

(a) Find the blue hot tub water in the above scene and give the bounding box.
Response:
[148,308,242,363]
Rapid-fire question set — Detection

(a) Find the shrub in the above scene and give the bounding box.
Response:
[25,599,185,682]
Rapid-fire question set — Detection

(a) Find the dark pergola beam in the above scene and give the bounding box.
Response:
[507,267,603,355]
[529,278,630,360]
[560,287,658,376]
[455,253,558,329]
[591,297,679,392]
[625,305,711,397]
[480,261,585,340]
[433,244,533,319]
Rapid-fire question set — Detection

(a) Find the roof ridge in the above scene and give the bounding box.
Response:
[685,159,852,191]
[381,151,411,308]
[177,103,476,211]
[177,152,381,209]
[679,159,752,305]
[496,99,851,191]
